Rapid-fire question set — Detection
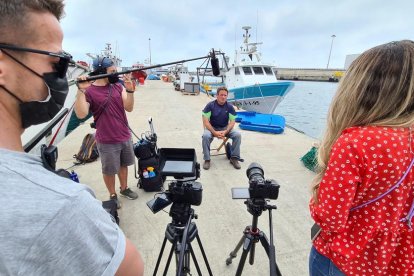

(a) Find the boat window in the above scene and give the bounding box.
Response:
[263,67,273,75]
[235,67,240,75]
[252,67,264,75]
[242,67,252,75]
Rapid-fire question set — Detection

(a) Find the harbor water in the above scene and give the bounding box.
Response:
[276,81,338,139]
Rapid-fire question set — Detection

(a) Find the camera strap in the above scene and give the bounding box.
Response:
[350,156,414,211]
[93,84,113,125]
[312,155,414,240]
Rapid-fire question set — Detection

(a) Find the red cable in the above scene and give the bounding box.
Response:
[48,103,75,146]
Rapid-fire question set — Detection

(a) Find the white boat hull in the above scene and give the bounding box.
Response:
[228,95,285,114]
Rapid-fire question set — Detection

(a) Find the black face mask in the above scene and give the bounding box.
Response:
[90,69,119,84]
[18,72,69,128]
[0,49,69,129]
[108,73,119,84]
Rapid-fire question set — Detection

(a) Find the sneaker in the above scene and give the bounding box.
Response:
[110,193,121,209]
[203,160,211,170]
[230,158,241,169]
[120,187,138,200]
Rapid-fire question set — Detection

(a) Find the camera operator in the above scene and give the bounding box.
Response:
[0,1,143,275]
[202,86,242,170]
[75,57,138,208]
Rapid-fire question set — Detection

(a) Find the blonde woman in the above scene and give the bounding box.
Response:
[309,40,414,275]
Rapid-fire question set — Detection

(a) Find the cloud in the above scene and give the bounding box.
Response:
[60,0,414,69]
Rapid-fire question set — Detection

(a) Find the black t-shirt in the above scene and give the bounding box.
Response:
[202,100,236,128]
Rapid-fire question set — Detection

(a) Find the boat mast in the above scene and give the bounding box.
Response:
[242,26,251,52]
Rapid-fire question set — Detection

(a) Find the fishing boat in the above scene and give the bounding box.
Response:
[201,26,294,114]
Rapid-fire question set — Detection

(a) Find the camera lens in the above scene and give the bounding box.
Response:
[246,162,264,180]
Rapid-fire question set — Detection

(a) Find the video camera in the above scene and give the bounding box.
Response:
[232,162,279,200]
[227,162,281,276]
[147,148,202,214]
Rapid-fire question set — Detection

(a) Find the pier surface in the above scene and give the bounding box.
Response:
[57,80,317,276]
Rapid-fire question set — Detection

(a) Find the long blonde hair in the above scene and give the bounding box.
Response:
[312,40,414,202]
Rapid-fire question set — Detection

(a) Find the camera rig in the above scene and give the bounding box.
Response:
[147,148,201,216]
[228,162,282,276]
[147,148,212,276]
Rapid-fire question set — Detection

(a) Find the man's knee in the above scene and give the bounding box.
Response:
[231,131,241,140]
[202,132,213,141]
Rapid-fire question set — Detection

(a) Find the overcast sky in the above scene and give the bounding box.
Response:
[60,0,413,70]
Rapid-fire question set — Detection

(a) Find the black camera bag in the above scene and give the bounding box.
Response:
[134,139,155,160]
[138,156,163,192]
[102,199,120,225]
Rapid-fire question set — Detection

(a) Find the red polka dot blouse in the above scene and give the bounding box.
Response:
[310,126,414,275]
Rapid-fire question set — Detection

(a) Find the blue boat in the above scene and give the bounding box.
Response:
[236,111,286,134]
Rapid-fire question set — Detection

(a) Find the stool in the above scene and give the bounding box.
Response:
[210,137,229,157]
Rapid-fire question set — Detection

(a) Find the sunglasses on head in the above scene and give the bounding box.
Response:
[0,43,73,78]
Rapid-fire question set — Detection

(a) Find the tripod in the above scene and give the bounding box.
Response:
[226,199,282,276]
[153,203,213,276]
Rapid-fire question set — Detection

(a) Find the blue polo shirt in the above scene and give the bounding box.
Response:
[202,100,236,128]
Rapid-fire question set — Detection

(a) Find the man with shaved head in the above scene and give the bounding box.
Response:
[0,1,143,275]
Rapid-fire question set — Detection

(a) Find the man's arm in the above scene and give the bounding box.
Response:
[225,119,236,135]
[115,239,144,276]
[222,106,237,136]
[122,89,134,112]
[202,115,219,137]
[122,74,135,112]
[74,76,91,119]
[74,89,90,119]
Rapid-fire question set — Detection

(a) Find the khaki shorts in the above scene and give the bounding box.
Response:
[97,139,135,175]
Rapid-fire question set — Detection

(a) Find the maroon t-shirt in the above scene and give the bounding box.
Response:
[85,83,131,144]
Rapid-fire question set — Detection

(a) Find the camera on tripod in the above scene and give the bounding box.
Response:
[227,162,282,276]
[147,148,213,276]
[232,162,279,200]
[147,148,202,213]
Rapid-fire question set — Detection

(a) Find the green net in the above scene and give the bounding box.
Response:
[300,146,318,172]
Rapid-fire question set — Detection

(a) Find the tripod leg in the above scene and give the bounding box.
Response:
[235,237,253,276]
[195,234,213,276]
[183,247,191,275]
[188,243,202,276]
[153,237,168,276]
[258,232,270,256]
[226,235,245,265]
[162,240,177,276]
[248,239,256,265]
[259,234,282,276]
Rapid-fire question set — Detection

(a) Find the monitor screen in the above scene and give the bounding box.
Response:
[162,160,193,174]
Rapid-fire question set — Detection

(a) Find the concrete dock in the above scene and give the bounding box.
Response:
[57,80,317,276]
[276,68,345,82]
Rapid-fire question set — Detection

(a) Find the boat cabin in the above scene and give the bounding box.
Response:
[226,65,278,89]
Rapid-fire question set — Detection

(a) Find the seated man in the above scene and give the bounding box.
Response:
[202,87,241,170]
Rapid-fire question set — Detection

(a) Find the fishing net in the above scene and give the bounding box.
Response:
[300,146,318,172]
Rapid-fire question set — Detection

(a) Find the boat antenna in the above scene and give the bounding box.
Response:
[234,25,237,53]
[256,10,258,43]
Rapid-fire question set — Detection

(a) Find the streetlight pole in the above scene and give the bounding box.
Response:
[326,34,336,69]
[149,38,152,65]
